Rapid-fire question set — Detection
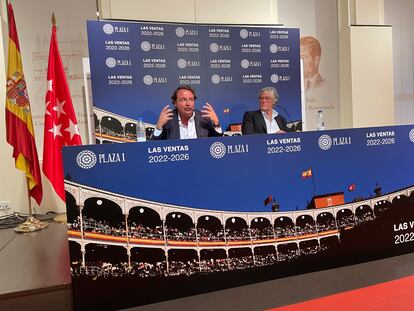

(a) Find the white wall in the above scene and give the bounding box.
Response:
[384,0,414,125]
[350,26,394,127]
[338,0,394,128]
[99,0,279,24]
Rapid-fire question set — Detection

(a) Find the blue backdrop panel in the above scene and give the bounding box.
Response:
[87,21,301,129]
[63,125,414,310]
[64,126,413,212]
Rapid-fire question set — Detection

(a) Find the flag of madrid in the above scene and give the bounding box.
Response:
[43,23,82,201]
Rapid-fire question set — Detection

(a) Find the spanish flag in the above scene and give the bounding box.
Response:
[348,183,356,192]
[301,168,312,179]
[5,3,42,204]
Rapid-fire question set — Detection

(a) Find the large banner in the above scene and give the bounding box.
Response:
[87,21,301,136]
[63,125,414,309]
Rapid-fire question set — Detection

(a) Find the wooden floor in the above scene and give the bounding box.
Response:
[0,222,413,311]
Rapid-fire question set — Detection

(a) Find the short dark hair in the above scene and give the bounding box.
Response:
[171,85,197,103]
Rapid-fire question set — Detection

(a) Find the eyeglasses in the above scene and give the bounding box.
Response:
[258,96,275,101]
[177,97,195,103]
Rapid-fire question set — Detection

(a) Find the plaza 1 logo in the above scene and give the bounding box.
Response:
[318,134,333,150]
[209,142,249,159]
[76,150,126,169]
[210,142,226,159]
[103,23,128,34]
[76,150,97,169]
[409,128,414,143]
[105,57,131,68]
[102,23,114,35]
[318,134,351,151]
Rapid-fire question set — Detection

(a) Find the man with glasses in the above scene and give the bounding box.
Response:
[241,86,292,135]
[152,85,222,140]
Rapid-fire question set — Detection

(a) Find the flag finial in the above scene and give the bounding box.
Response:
[52,13,56,26]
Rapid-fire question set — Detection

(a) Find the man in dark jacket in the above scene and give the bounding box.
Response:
[242,86,294,135]
[152,85,222,140]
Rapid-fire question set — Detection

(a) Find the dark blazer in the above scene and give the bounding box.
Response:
[241,110,293,135]
[151,109,222,140]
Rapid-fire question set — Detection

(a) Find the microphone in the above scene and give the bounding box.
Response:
[277,104,302,131]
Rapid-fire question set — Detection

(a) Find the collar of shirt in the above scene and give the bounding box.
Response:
[261,109,280,134]
[178,112,197,139]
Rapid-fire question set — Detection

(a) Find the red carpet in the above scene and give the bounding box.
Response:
[266,275,414,311]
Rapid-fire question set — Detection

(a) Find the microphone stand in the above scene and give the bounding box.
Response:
[277,104,302,131]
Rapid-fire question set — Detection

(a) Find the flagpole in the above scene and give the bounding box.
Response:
[15,179,49,233]
[311,172,317,196]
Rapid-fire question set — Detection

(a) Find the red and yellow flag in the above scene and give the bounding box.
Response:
[5,3,42,204]
[301,168,312,179]
[348,183,356,192]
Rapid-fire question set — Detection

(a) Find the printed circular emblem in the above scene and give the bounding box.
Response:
[76,150,97,169]
[105,57,116,68]
[409,129,414,143]
[143,75,153,85]
[175,27,185,37]
[140,41,151,52]
[318,134,333,150]
[270,74,279,83]
[177,58,187,69]
[211,74,221,85]
[102,24,114,35]
[6,72,29,108]
[210,43,219,53]
[240,29,248,39]
[269,44,278,53]
[210,142,226,159]
[241,59,250,69]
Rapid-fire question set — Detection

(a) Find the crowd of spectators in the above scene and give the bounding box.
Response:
[355,211,374,224]
[278,249,300,262]
[71,237,344,279]
[228,256,254,270]
[168,259,199,276]
[300,244,320,256]
[254,254,277,266]
[337,215,355,229]
[125,131,137,141]
[275,226,296,238]
[129,222,164,240]
[250,227,274,240]
[197,227,226,242]
[225,228,251,241]
[69,215,351,243]
[200,258,228,273]
[316,219,337,232]
[296,223,317,236]
[166,227,197,241]
[100,125,124,139]
[82,217,127,237]
[130,261,167,278]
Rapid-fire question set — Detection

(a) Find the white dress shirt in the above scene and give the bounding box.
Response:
[261,109,280,134]
[153,112,197,139]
